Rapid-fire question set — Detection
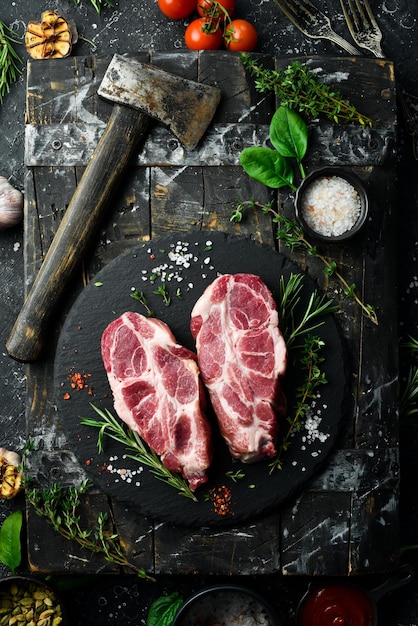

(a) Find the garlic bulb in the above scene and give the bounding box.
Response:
[0,447,23,499]
[0,176,23,231]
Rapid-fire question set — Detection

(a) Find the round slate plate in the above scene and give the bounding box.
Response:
[55,231,347,526]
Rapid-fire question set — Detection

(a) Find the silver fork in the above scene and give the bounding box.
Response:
[340,0,418,158]
[339,0,384,57]
[274,0,361,56]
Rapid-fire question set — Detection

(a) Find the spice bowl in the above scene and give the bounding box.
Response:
[171,583,282,625]
[0,575,68,625]
[294,167,369,242]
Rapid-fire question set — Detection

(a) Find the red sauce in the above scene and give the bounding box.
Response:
[298,585,375,626]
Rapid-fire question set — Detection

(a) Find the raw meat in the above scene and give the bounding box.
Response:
[101,311,212,491]
[190,273,287,462]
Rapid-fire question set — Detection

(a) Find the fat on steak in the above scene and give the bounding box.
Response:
[190,273,287,462]
[101,311,212,491]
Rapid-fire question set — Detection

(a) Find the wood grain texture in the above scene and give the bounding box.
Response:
[23,51,399,576]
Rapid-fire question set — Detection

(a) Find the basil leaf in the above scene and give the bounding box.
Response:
[269,106,308,163]
[240,147,295,189]
[0,509,23,574]
[146,591,183,626]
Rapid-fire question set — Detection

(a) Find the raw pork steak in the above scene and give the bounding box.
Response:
[101,311,212,491]
[190,274,287,462]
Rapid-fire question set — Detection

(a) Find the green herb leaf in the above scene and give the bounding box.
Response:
[0,509,23,573]
[81,405,198,501]
[0,21,23,104]
[270,106,308,177]
[146,592,183,626]
[239,147,296,190]
[241,54,373,127]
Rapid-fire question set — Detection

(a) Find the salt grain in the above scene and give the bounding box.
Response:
[301,175,361,237]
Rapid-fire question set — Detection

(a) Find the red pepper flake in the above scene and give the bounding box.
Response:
[63,392,71,400]
[69,371,91,391]
[85,458,91,466]
[209,485,234,517]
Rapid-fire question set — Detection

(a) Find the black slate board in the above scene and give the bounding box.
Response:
[54,231,347,526]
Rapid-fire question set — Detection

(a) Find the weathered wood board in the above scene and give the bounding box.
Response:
[23,51,399,577]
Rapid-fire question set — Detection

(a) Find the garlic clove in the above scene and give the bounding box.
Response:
[0,176,23,231]
[0,447,23,499]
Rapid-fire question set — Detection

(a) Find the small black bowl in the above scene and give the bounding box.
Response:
[0,575,68,625]
[171,583,282,625]
[295,167,369,242]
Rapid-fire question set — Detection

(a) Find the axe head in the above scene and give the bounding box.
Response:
[98,54,221,150]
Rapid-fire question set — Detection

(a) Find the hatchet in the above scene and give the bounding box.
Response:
[6,54,221,362]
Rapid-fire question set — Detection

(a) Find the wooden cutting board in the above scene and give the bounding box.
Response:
[23,51,400,576]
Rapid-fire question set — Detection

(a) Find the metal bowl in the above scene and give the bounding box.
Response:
[171,583,282,625]
[295,167,369,242]
[0,575,68,625]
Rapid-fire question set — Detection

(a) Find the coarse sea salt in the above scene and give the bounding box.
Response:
[179,590,273,626]
[106,455,143,488]
[135,240,216,290]
[301,175,361,237]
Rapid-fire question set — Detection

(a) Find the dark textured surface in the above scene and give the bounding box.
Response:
[1,0,418,624]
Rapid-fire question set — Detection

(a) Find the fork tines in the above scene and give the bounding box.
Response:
[339,0,384,57]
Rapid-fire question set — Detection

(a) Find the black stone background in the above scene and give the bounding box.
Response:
[1,0,418,624]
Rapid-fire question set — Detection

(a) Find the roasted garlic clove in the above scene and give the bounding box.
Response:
[25,10,75,60]
[0,448,23,499]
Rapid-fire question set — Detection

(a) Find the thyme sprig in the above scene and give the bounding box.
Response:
[131,288,154,316]
[231,200,378,325]
[154,284,171,306]
[241,54,373,127]
[270,335,327,470]
[26,479,155,581]
[81,404,198,502]
[0,21,23,104]
[73,0,115,14]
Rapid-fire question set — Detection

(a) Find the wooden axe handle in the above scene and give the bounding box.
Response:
[6,104,150,362]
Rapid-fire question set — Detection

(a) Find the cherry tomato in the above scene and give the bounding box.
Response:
[224,19,258,51]
[158,0,196,20]
[197,0,235,21]
[184,18,223,50]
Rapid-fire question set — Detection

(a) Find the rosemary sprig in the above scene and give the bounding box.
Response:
[26,479,155,581]
[73,0,115,14]
[0,21,23,104]
[270,335,327,470]
[81,404,198,502]
[279,272,339,347]
[231,200,378,325]
[241,54,373,127]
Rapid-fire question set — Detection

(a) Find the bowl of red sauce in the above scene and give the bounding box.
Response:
[295,167,369,242]
[297,565,413,626]
[297,583,374,626]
